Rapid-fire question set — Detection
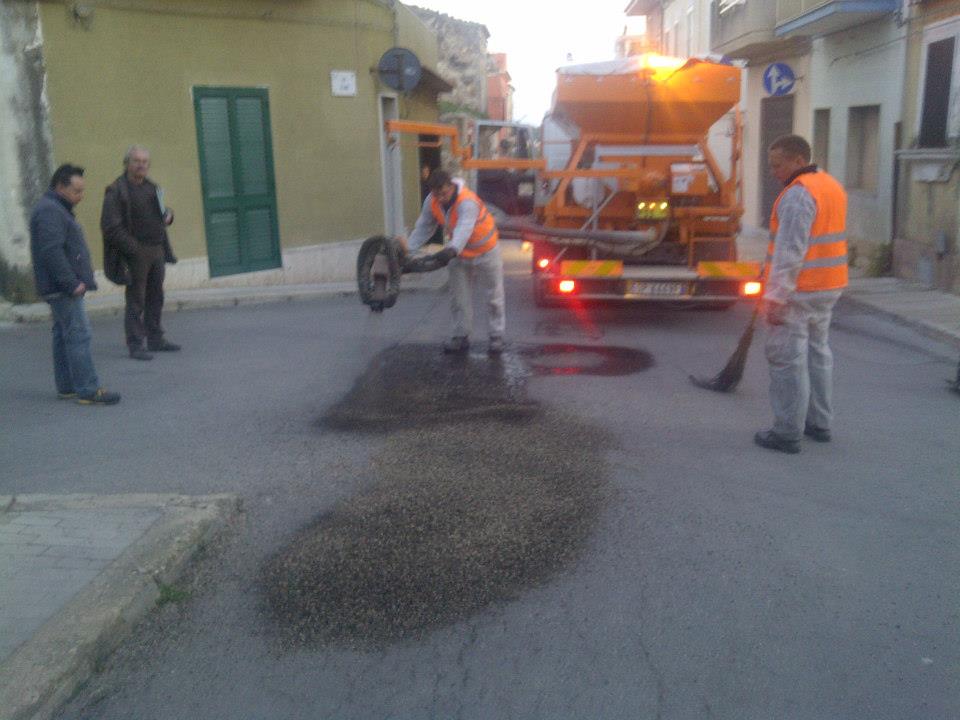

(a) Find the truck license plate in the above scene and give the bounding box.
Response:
[629,281,685,296]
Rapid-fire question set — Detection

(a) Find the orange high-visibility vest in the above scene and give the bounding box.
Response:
[767,171,848,292]
[430,185,499,258]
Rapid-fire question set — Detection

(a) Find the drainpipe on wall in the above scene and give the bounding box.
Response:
[364,0,399,46]
[0,1,54,302]
[389,0,399,48]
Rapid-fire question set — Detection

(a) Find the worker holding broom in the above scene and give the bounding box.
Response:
[754,135,848,454]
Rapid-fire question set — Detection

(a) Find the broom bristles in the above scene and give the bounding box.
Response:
[690,308,759,393]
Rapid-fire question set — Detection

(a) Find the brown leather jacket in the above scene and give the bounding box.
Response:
[100,175,176,286]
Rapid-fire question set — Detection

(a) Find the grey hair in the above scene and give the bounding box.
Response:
[123,144,150,167]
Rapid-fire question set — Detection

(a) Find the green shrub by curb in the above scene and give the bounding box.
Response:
[155,583,190,607]
[0,257,38,304]
[866,242,893,278]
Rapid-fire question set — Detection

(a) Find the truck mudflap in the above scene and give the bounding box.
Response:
[534,260,761,304]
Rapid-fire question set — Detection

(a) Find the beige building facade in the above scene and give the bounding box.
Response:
[894,0,960,293]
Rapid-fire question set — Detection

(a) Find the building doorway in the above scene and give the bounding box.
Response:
[759,94,795,228]
[193,86,281,277]
[418,134,441,204]
[378,94,404,236]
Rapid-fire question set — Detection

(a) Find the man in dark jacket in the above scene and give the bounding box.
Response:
[101,145,179,360]
[30,164,120,405]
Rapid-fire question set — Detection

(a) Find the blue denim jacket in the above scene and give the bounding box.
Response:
[30,190,98,299]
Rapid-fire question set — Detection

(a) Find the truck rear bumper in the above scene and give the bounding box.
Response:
[534,274,759,303]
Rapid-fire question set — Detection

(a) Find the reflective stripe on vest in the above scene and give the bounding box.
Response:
[430,186,499,258]
[767,171,848,292]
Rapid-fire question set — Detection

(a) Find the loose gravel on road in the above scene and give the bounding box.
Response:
[263,344,619,647]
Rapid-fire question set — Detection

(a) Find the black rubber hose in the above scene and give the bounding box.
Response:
[357,236,456,311]
[357,235,403,311]
[402,247,455,273]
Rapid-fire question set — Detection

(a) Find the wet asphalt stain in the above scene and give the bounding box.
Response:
[263,343,645,647]
[518,343,654,377]
[534,319,605,341]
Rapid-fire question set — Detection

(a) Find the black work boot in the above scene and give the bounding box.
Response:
[148,339,181,352]
[442,336,469,354]
[129,346,153,361]
[754,430,800,454]
[803,423,831,442]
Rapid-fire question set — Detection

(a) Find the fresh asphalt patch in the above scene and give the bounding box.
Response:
[262,343,650,647]
[316,343,538,433]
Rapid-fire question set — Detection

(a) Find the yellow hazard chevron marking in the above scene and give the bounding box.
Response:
[696,261,762,279]
[560,260,624,277]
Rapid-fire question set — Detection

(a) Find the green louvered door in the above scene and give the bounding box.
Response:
[194,87,281,276]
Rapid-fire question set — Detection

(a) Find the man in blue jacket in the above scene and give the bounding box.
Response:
[30,164,120,405]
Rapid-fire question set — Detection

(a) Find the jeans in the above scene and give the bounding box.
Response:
[48,295,99,396]
[448,244,506,338]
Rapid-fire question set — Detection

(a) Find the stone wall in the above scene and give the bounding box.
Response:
[0,1,54,300]
[408,6,489,116]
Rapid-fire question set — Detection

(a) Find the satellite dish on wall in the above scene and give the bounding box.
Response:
[378,47,423,92]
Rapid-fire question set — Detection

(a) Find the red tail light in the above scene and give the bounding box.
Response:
[537,258,550,270]
[558,279,576,294]
[741,281,762,297]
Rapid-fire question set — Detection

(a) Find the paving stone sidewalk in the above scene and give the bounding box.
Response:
[0,494,239,720]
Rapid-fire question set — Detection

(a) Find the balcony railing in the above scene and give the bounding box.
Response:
[776,0,900,37]
[711,0,810,61]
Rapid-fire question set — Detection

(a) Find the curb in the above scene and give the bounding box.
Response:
[841,293,960,351]
[0,494,242,720]
[0,274,447,327]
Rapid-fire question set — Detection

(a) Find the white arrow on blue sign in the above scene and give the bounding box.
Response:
[763,63,795,97]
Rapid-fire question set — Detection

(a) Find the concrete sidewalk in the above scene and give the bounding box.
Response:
[843,277,960,351]
[0,495,240,720]
[736,228,960,350]
[0,272,445,327]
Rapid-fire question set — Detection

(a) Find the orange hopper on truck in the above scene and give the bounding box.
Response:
[386,53,761,307]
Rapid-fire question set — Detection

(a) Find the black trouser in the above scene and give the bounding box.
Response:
[124,242,166,350]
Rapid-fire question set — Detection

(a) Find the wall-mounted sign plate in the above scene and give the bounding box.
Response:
[331,70,358,97]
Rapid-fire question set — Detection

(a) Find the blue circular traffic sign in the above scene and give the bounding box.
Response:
[763,63,795,97]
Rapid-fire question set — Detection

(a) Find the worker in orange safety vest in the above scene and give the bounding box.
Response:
[755,134,848,454]
[402,169,505,356]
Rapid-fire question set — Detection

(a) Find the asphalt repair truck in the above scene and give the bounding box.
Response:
[381,52,762,308]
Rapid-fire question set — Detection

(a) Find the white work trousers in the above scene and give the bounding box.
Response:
[448,244,505,339]
[764,290,842,441]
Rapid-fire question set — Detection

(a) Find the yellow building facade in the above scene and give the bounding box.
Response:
[6,0,447,292]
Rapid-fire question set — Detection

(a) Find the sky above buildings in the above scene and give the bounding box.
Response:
[409,1,643,124]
